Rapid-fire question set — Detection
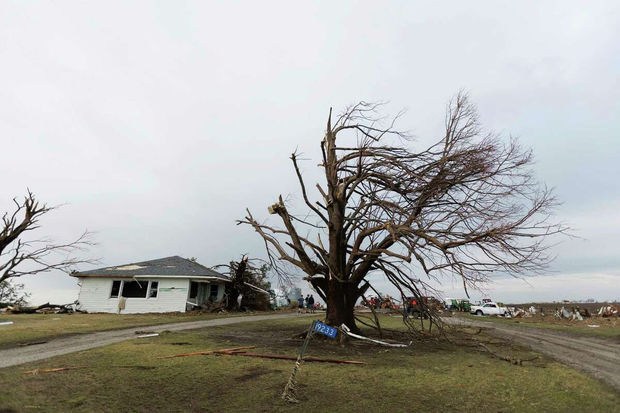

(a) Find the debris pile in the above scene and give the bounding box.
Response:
[504,307,537,318]
[1,301,83,314]
[160,345,366,365]
[553,306,584,320]
[596,305,619,317]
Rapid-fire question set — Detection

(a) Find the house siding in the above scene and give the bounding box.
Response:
[77,277,190,313]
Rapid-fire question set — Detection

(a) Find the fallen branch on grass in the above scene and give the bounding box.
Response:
[478,343,539,366]
[158,346,257,359]
[215,351,366,365]
[7,302,83,314]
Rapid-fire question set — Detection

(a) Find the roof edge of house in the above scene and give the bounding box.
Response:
[72,273,230,282]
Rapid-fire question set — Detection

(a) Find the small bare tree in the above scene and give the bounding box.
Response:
[240,93,565,333]
[0,191,94,285]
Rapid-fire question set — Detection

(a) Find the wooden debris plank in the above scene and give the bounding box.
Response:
[214,351,366,365]
[159,346,256,359]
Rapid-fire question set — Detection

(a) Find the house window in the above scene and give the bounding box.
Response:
[149,281,159,298]
[189,281,199,299]
[209,284,219,301]
[121,281,149,298]
[110,280,121,298]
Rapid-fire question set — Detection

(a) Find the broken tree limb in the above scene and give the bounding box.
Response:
[158,346,256,359]
[7,301,80,314]
[217,351,366,365]
[478,343,539,366]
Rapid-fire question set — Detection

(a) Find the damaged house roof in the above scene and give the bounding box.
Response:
[71,256,230,281]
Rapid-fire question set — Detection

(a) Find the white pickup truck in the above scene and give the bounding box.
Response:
[470,302,506,316]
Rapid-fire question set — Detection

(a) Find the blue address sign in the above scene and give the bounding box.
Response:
[313,321,338,339]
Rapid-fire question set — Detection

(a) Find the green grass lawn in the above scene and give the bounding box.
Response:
[0,316,617,412]
[459,313,620,338]
[0,311,274,348]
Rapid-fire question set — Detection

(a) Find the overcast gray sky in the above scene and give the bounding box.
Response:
[2,1,619,304]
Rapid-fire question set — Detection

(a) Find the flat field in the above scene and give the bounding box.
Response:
[0,315,618,412]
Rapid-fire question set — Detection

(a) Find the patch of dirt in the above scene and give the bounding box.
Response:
[233,366,279,382]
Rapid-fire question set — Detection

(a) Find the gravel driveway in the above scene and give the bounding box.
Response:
[0,312,313,369]
[445,317,620,391]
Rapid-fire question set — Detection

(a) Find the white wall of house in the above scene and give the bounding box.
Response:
[77,277,190,313]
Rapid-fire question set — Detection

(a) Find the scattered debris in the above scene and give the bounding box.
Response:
[553,306,589,321]
[587,325,600,328]
[216,351,366,365]
[137,333,159,338]
[0,321,14,326]
[340,324,411,347]
[159,346,257,359]
[597,305,619,317]
[134,330,157,335]
[4,301,83,314]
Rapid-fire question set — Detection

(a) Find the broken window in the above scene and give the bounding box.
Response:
[209,284,219,301]
[149,281,159,298]
[121,280,149,298]
[110,280,121,298]
[189,281,198,299]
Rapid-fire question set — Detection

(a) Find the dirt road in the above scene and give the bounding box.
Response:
[0,312,313,369]
[446,317,620,391]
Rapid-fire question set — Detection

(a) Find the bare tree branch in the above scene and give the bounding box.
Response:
[0,191,96,283]
[240,93,567,332]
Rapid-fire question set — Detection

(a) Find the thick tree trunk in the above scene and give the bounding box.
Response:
[324,279,359,333]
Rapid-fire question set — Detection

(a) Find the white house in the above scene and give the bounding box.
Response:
[72,256,230,314]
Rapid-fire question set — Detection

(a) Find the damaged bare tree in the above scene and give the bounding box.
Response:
[0,191,94,288]
[214,256,274,311]
[240,92,565,333]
